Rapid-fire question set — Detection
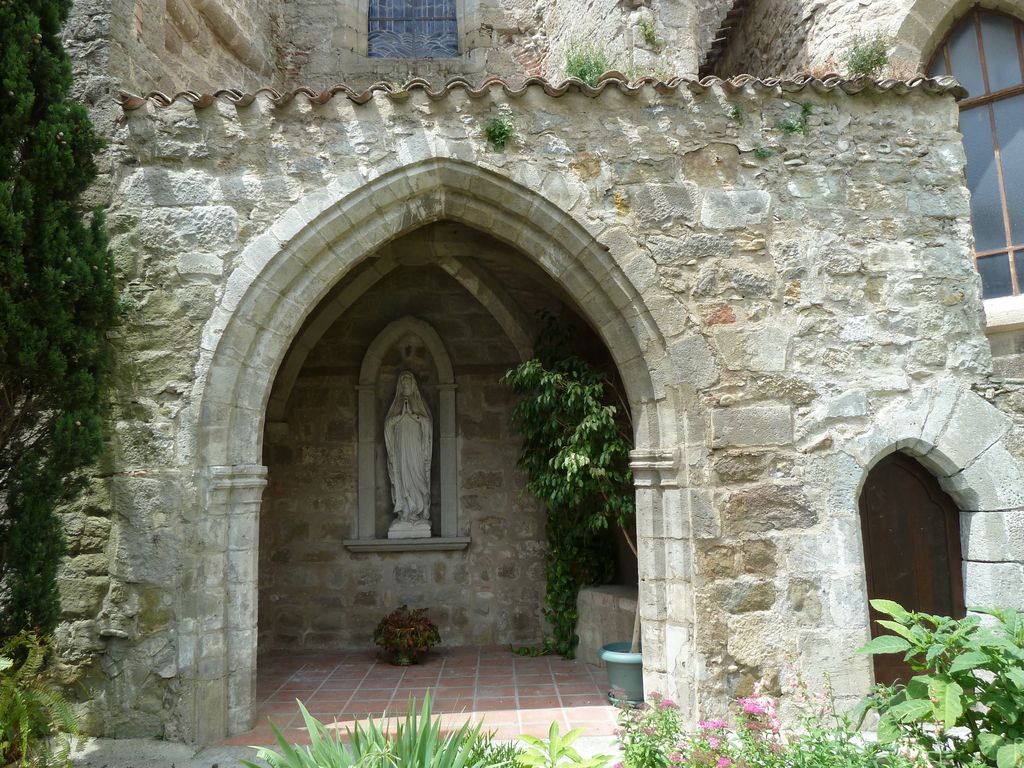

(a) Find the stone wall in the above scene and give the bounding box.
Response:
[107,0,277,93]
[540,0,700,81]
[716,0,1024,77]
[57,74,1024,743]
[274,0,709,88]
[576,585,637,667]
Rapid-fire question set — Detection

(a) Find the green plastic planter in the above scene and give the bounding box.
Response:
[599,641,644,705]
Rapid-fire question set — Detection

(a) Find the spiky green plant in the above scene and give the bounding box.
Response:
[0,632,79,767]
[243,692,486,768]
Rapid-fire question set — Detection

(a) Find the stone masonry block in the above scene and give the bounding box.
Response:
[633,182,698,226]
[935,390,1011,470]
[701,190,771,229]
[712,405,793,448]
[667,334,721,390]
[961,509,1024,563]
[964,561,1024,610]
[715,326,788,372]
[943,442,1024,511]
[722,485,817,535]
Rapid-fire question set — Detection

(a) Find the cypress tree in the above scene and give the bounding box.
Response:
[0,0,118,637]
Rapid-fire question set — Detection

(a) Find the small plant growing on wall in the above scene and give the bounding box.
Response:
[483,105,515,151]
[844,34,892,78]
[636,17,659,47]
[775,102,813,134]
[565,40,610,86]
[374,605,441,665]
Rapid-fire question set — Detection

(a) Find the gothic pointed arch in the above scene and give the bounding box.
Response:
[183,157,684,740]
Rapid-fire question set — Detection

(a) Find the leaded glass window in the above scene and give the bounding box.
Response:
[368,0,458,58]
[928,10,1024,298]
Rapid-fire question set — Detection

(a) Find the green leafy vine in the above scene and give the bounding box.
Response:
[502,314,635,657]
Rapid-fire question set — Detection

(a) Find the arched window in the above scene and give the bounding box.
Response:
[928,9,1024,298]
[368,0,459,58]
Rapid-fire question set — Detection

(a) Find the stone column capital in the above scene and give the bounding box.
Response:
[629,448,680,488]
[209,464,269,490]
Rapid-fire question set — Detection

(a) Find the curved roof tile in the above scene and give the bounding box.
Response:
[116,72,967,110]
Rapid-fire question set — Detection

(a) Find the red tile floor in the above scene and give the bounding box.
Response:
[221,645,619,746]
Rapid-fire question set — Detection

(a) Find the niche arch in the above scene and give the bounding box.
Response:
[355,316,458,540]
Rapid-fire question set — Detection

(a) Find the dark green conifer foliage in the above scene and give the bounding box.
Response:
[0,0,118,637]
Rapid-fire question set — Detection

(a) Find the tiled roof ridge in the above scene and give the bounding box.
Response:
[117,71,967,110]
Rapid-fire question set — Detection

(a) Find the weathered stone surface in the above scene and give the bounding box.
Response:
[700,546,739,579]
[936,391,1011,470]
[741,540,777,573]
[632,183,698,226]
[787,578,823,622]
[962,509,1024,562]
[722,486,817,535]
[715,326,789,372]
[59,577,109,618]
[963,561,1024,610]
[720,579,776,613]
[701,190,772,229]
[944,442,1024,511]
[712,452,773,483]
[712,406,793,448]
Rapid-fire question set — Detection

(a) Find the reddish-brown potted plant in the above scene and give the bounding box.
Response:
[373,605,441,665]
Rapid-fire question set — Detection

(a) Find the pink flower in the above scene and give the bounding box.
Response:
[708,737,721,749]
[669,752,683,763]
[718,759,733,768]
[740,698,767,715]
[660,698,678,710]
[699,718,727,730]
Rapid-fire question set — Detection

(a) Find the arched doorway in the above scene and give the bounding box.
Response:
[186,158,685,739]
[859,452,966,684]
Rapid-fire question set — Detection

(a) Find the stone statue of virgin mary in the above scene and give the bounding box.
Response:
[384,371,433,538]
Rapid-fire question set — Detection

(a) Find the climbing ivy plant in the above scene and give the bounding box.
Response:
[502,315,635,657]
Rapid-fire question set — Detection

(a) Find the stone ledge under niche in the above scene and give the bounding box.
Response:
[342,537,471,553]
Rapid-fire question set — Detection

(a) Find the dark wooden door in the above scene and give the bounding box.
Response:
[859,452,966,685]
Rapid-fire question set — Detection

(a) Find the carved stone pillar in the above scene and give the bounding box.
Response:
[629,448,695,715]
[193,464,267,741]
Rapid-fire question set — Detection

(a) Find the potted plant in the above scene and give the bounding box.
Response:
[503,313,643,703]
[374,605,441,665]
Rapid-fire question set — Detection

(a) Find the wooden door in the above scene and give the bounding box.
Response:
[859,452,966,685]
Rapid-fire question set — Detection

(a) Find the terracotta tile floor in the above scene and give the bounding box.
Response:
[221,645,619,747]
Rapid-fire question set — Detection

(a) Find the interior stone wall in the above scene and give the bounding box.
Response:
[259,260,552,648]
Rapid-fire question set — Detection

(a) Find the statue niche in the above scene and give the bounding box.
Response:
[348,315,465,552]
[384,371,433,539]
